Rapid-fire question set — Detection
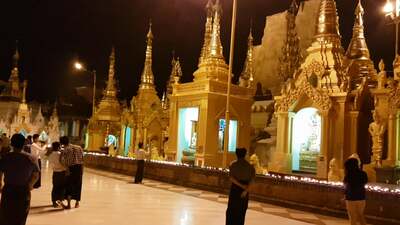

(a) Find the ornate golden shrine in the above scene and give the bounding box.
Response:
[272,0,385,179]
[119,23,169,158]
[87,48,122,150]
[166,0,254,168]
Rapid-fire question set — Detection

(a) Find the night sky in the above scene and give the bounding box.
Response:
[0,0,394,103]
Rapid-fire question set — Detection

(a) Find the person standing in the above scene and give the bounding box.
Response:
[48,142,67,208]
[134,142,146,184]
[60,136,84,209]
[344,158,368,225]
[0,133,39,225]
[226,148,255,225]
[30,134,46,188]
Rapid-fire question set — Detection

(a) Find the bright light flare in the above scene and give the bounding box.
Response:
[383,1,394,14]
[74,62,84,70]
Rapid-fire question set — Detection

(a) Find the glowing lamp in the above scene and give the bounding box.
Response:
[384,1,394,15]
[74,62,83,70]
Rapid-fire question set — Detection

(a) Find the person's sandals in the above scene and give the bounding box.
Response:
[56,200,68,209]
[75,201,80,208]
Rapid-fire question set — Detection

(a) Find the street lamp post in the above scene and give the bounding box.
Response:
[222,0,238,168]
[74,62,97,116]
[384,0,400,56]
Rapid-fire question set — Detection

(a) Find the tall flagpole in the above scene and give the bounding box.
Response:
[222,0,238,168]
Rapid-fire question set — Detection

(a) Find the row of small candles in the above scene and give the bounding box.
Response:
[85,152,400,195]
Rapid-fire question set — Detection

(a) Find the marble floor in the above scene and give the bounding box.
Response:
[27,161,349,225]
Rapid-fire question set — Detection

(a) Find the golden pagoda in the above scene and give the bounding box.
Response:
[272,0,379,179]
[87,47,122,151]
[166,0,254,167]
[120,23,168,158]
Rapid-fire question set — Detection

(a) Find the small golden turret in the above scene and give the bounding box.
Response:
[139,22,155,90]
[346,0,370,61]
[239,28,254,88]
[314,0,341,43]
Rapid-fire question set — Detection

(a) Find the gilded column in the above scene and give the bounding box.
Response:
[317,111,329,178]
[269,111,291,173]
[348,111,359,156]
[386,113,396,165]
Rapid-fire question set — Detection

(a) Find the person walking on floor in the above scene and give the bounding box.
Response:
[30,134,46,189]
[226,148,255,225]
[134,142,147,184]
[60,136,84,209]
[0,133,39,225]
[343,158,368,225]
[48,142,67,208]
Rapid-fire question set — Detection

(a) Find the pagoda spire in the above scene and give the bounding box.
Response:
[314,0,341,43]
[208,0,224,60]
[10,41,20,82]
[139,22,155,90]
[346,0,370,60]
[13,41,20,68]
[193,0,229,81]
[239,28,254,88]
[103,47,118,98]
[199,0,214,65]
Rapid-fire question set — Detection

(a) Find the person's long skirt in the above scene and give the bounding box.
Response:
[0,185,31,225]
[134,160,145,183]
[226,183,249,225]
[52,171,66,202]
[33,159,41,189]
[66,164,83,201]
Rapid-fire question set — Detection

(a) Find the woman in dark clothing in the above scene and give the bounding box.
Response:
[343,158,368,225]
[48,142,67,208]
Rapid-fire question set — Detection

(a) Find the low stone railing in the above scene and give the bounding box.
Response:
[84,153,400,225]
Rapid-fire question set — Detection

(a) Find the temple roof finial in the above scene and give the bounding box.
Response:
[103,46,118,98]
[239,28,255,88]
[13,40,19,68]
[199,0,214,65]
[345,0,370,60]
[314,0,341,42]
[208,0,224,59]
[139,22,155,90]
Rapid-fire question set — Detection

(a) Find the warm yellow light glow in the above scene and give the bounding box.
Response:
[74,62,83,70]
[384,1,394,14]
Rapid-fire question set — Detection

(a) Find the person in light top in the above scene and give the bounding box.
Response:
[30,134,46,189]
[48,142,67,208]
[134,142,147,184]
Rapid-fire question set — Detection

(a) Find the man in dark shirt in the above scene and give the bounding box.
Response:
[226,148,256,225]
[0,133,39,225]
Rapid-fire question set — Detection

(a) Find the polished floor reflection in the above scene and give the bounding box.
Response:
[27,161,348,225]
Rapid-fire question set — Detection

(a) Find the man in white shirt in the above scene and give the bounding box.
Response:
[30,134,46,188]
[134,142,147,184]
[48,142,67,208]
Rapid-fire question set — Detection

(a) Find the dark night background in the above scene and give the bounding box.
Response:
[0,0,394,104]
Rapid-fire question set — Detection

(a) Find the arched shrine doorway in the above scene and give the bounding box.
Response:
[291,107,321,173]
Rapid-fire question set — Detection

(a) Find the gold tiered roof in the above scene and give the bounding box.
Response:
[345,0,377,82]
[199,0,214,66]
[193,0,229,82]
[314,0,341,42]
[346,0,370,61]
[139,22,155,90]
